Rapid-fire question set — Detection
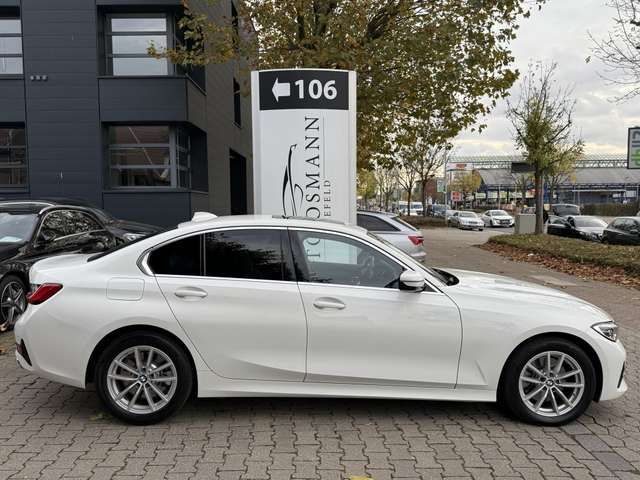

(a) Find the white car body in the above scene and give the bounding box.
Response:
[448,212,485,230]
[481,210,515,227]
[15,215,626,416]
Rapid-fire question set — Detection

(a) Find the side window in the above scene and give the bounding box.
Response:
[148,234,202,276]
[204,229,293,281]
[292,231,404,289]
[356,215,397,232]
[40,210,102,240]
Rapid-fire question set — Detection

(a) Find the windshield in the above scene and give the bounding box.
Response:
[459,212,476,218]
[0,212,38,243]
[574,217,607,228]
[491,210,509,216]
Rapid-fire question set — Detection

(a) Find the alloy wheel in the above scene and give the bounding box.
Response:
[518,350,585,418]
[106,345,178,415]
[0,281,26,331]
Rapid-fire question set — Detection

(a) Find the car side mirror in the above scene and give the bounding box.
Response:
[630,228,639,236]
[33,230,56,249]
[399,270,425,292]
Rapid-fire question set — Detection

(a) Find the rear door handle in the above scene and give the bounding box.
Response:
[313,298,346,310]
[174,287,208,299]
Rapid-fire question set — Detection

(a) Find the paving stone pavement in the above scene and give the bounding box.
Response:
[0,232,638,479]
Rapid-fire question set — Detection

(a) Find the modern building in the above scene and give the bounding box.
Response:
[449,155,640,206]
[0,0,252,227]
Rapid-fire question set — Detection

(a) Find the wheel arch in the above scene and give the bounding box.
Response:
[497,332,603,402]
[85,324,198,395]
[1,270,29,289]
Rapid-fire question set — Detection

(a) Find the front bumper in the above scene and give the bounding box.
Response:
[594,334,627,402]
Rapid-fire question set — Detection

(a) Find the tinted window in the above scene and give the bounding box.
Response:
[148,234,202,276]
[40,210,102,240]
[574,217,607,228]
[204,229,292,281]
[293,231,404,289]
[357,214,397,232]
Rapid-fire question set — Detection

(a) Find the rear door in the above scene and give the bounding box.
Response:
[152,228,307,381]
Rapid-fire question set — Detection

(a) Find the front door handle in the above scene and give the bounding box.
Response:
[313,298,346,310]
[174,287,208,299]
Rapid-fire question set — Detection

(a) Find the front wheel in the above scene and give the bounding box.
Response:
[500,337,596,425]
[95,331,193,424]
[0,274,27,332]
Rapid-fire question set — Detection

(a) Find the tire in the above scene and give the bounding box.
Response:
[500,337,596,426]
[0,274,27,332]
[95,331,193,425]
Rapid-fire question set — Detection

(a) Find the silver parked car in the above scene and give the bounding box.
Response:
[356,211,426,261]
[448,211,485,230]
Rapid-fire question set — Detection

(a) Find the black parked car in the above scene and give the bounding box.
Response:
[0,201,160,331]
[547,215,608,242]
[602,217,640,245]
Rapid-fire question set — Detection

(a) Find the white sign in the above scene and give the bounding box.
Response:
[628,127,640,169]
[251,69,357,224]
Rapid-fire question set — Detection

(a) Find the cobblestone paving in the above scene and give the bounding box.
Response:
[0,324,637,480]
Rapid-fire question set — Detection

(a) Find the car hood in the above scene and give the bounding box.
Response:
[440,268,608,317]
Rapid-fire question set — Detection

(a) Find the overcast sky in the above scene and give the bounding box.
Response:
[453,0,640,157]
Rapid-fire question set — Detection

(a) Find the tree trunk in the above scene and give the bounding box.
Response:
[535,170,544,234]
[406,187,412,214]
[421,179,428,216]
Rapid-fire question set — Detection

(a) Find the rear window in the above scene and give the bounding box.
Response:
[390,216,417,231]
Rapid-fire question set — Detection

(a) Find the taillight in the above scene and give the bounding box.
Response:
[27,283,63,305]
[408,235,423,246]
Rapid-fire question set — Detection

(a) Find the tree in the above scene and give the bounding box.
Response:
[506,62,584,234]
[450,171,482,206]
[373,163,398,211]
[513,172,533,205]
[357,169,378,206]
[405,140,450,216]
[396,161,418,213]
[156,0,545,168]
[545,146,581,203]
[590,0,640,101]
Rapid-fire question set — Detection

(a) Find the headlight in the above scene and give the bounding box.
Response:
[123,232,145,242]
[592,321,618,342]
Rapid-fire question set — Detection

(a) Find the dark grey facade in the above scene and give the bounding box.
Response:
[0,0,252,227]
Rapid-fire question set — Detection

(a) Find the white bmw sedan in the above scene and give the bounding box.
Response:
[15,214,626,425]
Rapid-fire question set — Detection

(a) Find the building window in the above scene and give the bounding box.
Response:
[233,78,241,126]
[108,125,190,188]
[106,14,171,76]
[0,127,27,188]
[0,14,22,75]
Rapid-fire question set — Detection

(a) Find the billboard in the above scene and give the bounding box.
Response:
[628,127,640,169]
[251,69,357,224]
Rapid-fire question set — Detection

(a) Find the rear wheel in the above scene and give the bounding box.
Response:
[500,337,596,425]
[95,331,193,424]
[0,275,27,332]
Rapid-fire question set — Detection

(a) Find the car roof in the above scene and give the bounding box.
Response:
[177,213,367,235]
[357,210,395,217]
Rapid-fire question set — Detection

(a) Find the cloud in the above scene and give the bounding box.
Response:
[453,0,640,157]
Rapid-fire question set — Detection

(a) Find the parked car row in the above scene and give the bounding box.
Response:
[546,214,640,245]
[0,199,160,331]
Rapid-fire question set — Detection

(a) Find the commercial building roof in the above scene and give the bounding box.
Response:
[477,167,640,188]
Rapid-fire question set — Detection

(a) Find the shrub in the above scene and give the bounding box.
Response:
[582,202,639,217]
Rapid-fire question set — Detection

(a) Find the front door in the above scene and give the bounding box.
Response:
[290,229,462,388]
[152,228,307,381]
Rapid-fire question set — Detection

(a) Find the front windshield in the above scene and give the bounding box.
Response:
[555,205,580,215]
[491,210,509,216]
[574,217,607,228]
[0,212,38,243]
[459,212,476,218]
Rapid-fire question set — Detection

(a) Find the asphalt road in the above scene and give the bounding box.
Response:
[0,229,638,479]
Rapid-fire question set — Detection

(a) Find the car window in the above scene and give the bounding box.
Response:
[356,214,397,232]
[39,210,102,241]
[204,229,294,281]
[458,212,476,218]
[292,230,404,289]
[148,234,203,276]
[0,212,38,243]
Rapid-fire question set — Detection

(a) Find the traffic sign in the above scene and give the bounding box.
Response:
[628,127,640,169]
[251,69,357,224]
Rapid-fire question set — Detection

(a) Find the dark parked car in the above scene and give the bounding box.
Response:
[0,202,159,331]
[602,217,640,245]
[551,203,581,217]
[547,215,608,242]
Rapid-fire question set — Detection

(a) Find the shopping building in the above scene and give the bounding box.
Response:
[0,0,252,226]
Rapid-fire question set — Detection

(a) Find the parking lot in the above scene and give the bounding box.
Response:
[0,229,639,479]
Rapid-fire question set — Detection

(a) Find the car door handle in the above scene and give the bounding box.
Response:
[174,287,208,299]
[313,298,346,310]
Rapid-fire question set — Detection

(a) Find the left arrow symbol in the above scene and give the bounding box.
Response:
[272,78,291,102]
